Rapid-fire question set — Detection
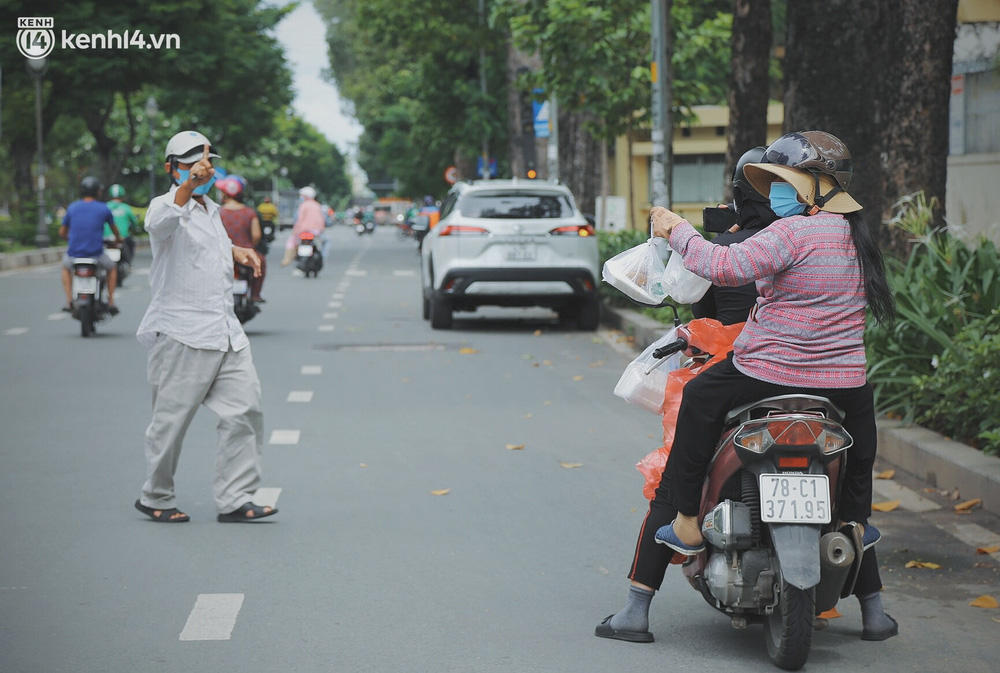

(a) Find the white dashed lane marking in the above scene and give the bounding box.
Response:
[300,365,322,375]
[323,313,339,319]
[318,325,335,332]
[269,430,300,445]
[4,328,28,335]
[46,313,68,321]
[286,391,313,403]
[936,522,1000,561]
[393,270,416,277]
[345,269,367,276]
[328,302,342,308]
[332,293,344,299]
[179,593,244,641]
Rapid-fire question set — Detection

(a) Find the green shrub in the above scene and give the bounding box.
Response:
[910,312,1000,455]
[866,192,1000,453]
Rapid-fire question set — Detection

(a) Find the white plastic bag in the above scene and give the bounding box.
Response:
[602,239,668,305]
[661,250,712,304]
[614,328,683,414]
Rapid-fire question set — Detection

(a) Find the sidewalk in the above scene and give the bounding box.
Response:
[601,303,1000,517]
[0,245,66,271]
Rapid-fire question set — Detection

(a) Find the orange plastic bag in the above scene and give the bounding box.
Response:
[636,319,744,500]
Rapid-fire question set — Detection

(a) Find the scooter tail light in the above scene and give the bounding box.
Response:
[778,456,810,469]
[300,232,315,241]
[75,267,96,277]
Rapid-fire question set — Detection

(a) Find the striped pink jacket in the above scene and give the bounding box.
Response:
[668,213,868,388]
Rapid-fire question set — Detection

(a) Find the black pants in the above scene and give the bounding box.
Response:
[628,353,882,595]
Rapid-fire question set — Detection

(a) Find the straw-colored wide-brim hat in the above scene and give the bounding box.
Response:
[743,163,863,214]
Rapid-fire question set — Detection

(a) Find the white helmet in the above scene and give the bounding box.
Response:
[164,130,221,163]
[298,186,317,199]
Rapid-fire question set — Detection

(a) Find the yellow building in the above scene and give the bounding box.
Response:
[609,103,784,231]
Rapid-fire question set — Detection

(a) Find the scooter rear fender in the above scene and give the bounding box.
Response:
[767,522,821,590]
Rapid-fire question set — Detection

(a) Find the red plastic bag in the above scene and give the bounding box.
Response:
[636,319,744,500]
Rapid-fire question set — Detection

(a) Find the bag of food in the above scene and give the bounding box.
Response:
[661,250,712,304]
[602,239,668,305]
[613,328,683,414]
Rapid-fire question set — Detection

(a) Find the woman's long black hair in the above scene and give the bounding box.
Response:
[846,212,896,324]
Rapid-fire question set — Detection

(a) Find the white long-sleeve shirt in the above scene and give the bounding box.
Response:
[136,186,248,351]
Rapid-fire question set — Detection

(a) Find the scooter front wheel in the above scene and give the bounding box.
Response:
[764,580,815,671]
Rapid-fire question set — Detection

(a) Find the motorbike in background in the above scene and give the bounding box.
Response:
[410,214,431,251]
[104,237,130,286]
[70,256,114,337]
[232,263,260,324]
[296,231,324,277]
[644,327,866,671]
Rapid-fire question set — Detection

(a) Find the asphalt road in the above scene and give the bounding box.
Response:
[1,225,998,672]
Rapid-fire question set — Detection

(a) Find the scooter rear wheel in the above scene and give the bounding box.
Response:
[764,580,815,671]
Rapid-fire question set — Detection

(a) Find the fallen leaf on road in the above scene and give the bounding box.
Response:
[955,498,982,512]
[506,444,525,450]
[905,560,942,569]
[533,329,543,336]
[872,500,900,512]
[592,338,603,344]
[544,401,552,405]
[542,360,553,366]
[459,348,479,355]
[818,608,842,619]
[559,462,583,469]
[532,363,540,367]
[572,375,585,381]
[522,354,534,360]
[589,361,605,368]
[524,413,533,419]
[599,566,609,575]
[430,489,451,496]
[875,469,895,480]
[401,377,410,383]
[969,595,999,609]
[976,545,1000,554]
[360,463,368,468]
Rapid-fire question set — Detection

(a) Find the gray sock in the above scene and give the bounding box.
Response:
[609,586,654,633]
[858,592,896,635]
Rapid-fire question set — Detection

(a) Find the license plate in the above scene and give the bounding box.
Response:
[505,243,536,261]
[232,279,249,295]
[759,474,831,523]
[72,276,98,295]
[105,248,121,262]
[298,244,314,257]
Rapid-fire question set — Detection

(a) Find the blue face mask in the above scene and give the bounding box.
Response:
[177,169,216,196]
[769,182,806,218]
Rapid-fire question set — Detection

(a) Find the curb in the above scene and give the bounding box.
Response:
[0,246,67,271]
[601,303,1000,518]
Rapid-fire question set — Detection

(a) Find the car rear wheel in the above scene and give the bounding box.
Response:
[577,296,601,331]
[430,293,452,329]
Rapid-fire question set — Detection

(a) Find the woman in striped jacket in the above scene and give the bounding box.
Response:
[597,131,898,644]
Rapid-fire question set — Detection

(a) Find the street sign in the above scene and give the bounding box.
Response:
[533,99,550,139]
[444,166,459,184]
[475,157,498,178]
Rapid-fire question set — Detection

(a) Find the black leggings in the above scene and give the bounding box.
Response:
[628,353,882,595]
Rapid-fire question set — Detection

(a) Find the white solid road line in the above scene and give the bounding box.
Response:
[286,391,313,403]
[252,487,282,508]
[179,593,245,641]
[269,430,301,445]
[872,477,942,513]
[300,365,322,375]
[4,327,29,336]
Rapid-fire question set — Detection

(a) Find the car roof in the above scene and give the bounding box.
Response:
[451,179,573,195]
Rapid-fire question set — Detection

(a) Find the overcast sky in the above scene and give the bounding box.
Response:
[274,2,363,158]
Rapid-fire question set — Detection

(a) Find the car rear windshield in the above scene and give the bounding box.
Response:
[460,192,574,219]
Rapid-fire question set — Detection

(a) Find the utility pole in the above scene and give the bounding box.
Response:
[650,0,672,211]
[478,0,490,180]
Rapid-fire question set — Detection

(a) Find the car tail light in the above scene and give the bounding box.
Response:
[75,267,96,277]
[438,225,489,236]
[549,225,595,237]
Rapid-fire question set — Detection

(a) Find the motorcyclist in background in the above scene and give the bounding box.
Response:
[218,178,266,303]
[60,176,122,314]
[106,184,139,267]
[282,186,329,266]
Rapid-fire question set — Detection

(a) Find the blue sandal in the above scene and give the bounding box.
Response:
[654,521,705,555]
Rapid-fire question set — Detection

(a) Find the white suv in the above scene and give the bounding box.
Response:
[420,179,601,330]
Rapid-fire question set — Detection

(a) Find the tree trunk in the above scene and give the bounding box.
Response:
[724,0,772,202]
[784,0,958,254]
[505,42,542,179]
[556,109,601,216]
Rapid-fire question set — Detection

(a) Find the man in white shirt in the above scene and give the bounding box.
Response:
[134,130,276,523]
